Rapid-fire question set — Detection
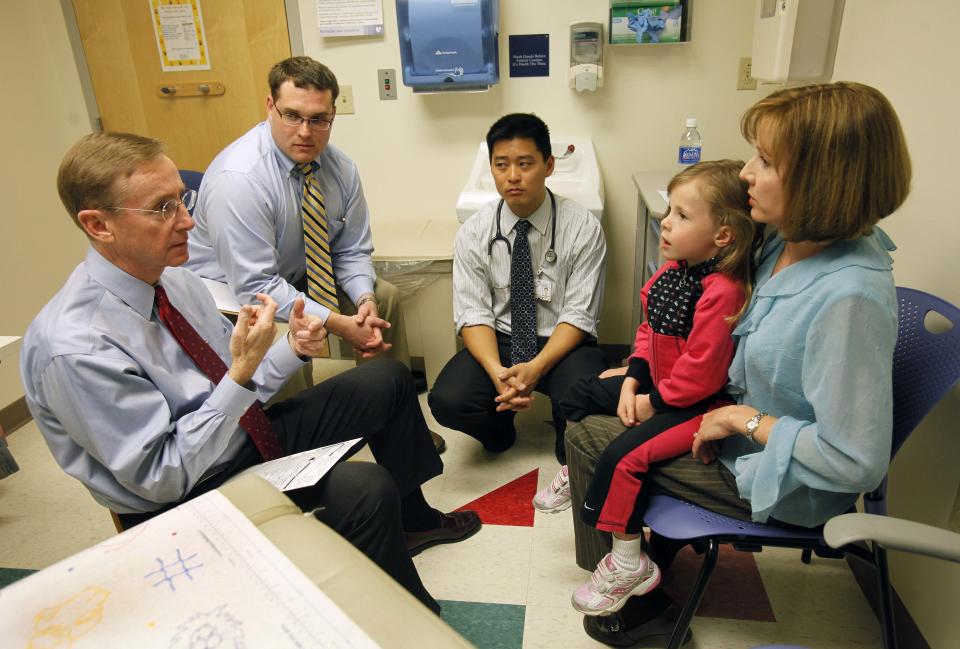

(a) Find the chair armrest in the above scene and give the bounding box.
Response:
[824,513,960,563]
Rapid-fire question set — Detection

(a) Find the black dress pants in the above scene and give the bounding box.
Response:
[428,333,607,463]
[120,359,442,612]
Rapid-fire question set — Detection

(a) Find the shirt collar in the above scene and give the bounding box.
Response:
[84,247,158,320]
[501,191,552,236]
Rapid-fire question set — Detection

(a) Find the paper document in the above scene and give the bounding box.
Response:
[253,438,362,491]
[0,490,379,648]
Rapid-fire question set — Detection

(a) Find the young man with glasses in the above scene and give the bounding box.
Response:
[21,133,480,610]
[185,56,446,453]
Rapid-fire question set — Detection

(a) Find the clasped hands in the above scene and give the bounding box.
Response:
[493,361,544,412]
[326,298,392,359]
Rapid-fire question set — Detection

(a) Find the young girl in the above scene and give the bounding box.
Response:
[533,160,756,615]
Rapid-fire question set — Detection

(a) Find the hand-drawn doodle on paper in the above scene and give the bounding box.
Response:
[168,605,246,649]
[28,585,110,648]
[145,548,203,592]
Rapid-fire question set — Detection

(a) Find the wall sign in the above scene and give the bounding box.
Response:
[509,34,549,77]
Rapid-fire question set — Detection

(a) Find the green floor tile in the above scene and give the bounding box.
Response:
[439,600,525,649]
[0,567,36,588]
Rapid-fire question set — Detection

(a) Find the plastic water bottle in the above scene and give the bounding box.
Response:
[678,118,702,167]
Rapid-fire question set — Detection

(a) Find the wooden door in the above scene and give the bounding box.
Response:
[71,0,291,172]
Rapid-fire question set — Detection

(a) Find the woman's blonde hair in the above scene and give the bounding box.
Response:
[741,81,911,242]
[667,159,758,322]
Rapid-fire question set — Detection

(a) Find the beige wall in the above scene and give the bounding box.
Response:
[0,0,90,406]
[296,0,767,344]
[832,3,960,648]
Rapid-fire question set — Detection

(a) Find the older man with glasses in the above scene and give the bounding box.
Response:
[185,56,446,453]
[20,132,480,613]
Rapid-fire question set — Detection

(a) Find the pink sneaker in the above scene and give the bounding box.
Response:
[572,553,661,616]
[533,465,571,513]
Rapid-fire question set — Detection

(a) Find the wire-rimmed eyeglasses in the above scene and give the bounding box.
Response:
[106,189,197,221]
[273,104,334,131]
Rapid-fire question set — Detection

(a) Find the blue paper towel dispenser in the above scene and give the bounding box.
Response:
[396,0,500,92]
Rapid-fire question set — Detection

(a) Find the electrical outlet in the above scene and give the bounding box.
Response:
[336,85,355,114]
[737,57,757,91]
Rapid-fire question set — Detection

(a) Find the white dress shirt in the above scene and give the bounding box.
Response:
[453,193,606,338]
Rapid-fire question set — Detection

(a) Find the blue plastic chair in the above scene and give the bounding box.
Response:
[179,169,204,214]
[642,287,960,649]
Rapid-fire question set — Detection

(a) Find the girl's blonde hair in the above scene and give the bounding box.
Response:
[666,159,758,322]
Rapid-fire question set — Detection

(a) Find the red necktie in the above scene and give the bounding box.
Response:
[155,285,283,461]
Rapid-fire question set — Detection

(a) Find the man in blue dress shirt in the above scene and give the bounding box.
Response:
[184,56,446,453]
[20,132,480,611]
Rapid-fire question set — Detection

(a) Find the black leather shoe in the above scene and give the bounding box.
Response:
[583,604,692,648]
[430,430,446,454]
[404,510,482,556]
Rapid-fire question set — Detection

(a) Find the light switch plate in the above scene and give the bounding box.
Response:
[336,85,355,114]
[378,69,397,100]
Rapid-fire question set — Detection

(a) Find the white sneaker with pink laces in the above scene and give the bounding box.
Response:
[532,465,571,513]
[571,553,662,615]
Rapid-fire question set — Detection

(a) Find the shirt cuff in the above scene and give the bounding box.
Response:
[557,314,598,339]
[625,358,653,393]
[340,275,375,306]
[648,388,681,413]
[456,310,496,334]
[208,373,260,421]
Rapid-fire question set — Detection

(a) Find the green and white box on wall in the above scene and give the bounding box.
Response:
[609,1,688,45]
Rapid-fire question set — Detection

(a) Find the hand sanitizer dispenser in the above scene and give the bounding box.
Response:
[396,0,500,93]
[569,22,604,92]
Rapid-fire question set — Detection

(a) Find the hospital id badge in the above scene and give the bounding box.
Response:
[535,279,552,302]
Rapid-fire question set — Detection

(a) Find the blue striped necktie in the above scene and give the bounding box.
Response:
[296,162,339,313]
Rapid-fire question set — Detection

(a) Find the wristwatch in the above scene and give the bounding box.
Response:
[356,294,378,310]
[744,411,768,444]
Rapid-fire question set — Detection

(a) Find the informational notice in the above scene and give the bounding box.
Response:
[509,34,550,78]
[0,491,379,648]
[149,0,211,71]
[317,0,385,37]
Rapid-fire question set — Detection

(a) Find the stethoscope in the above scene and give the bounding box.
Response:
[488,188,557,264]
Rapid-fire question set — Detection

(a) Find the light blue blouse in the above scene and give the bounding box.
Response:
[719,228,898,527]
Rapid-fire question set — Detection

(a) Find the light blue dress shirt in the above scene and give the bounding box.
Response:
[20,248,306,513]
[719,228,899,527]
[185,122,375,322]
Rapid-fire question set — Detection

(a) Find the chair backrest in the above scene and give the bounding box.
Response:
[179,169,204,214]
[890,287,960,457]
[866,287,960,515]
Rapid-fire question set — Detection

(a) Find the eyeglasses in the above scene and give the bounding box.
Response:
[273,104,334,131]
[106,189,197,221]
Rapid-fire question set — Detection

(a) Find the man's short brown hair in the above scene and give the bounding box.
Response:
[57,132,165,229]
[268,56,339,102]
[741,81,912,242]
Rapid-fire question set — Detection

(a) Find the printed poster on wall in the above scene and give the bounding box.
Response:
[317,0,385,37]
[149,0,211,71]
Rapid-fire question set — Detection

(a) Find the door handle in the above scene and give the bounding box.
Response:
[157,82,226,98]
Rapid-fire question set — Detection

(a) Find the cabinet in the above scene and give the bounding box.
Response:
[630,172,672,333]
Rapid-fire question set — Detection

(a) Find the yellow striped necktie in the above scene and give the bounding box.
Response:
[296,162,339,313]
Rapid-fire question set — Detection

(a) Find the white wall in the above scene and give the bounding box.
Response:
[833,3,960,648]
[297,0,768,343]
[0,0,90,406]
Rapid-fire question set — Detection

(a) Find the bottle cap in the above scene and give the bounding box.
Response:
[685,118,697,128]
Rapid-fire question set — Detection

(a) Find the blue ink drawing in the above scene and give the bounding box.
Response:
[145,548,203,592]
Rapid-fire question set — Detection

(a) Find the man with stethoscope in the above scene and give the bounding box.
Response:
[429,113,608,464]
